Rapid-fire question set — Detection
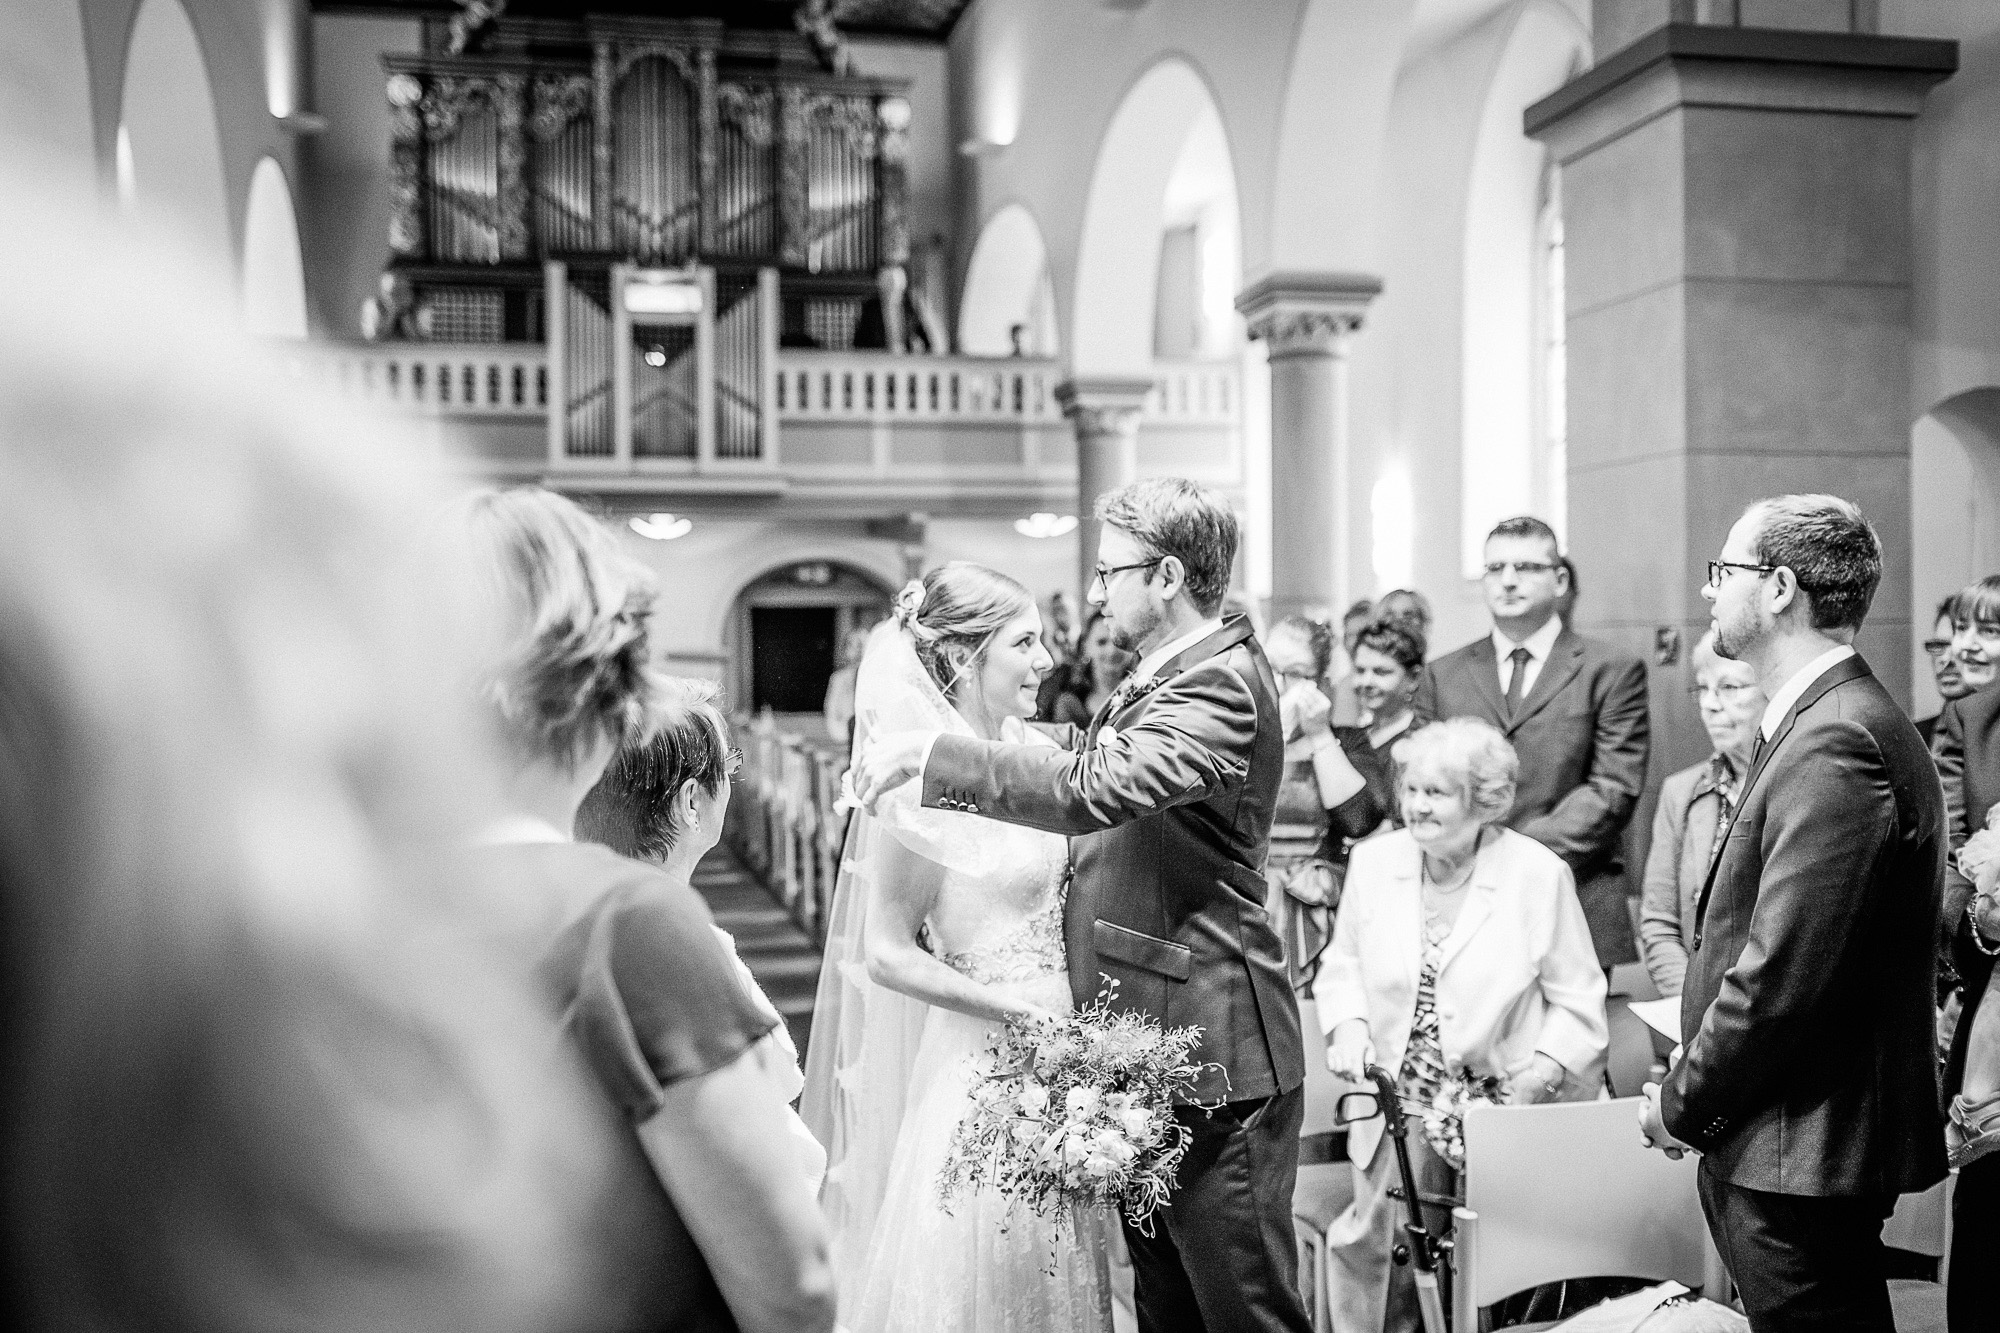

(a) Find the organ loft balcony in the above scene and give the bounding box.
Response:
[306,8,1244,512]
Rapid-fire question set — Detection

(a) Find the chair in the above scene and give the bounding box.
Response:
[1452,1099,1727,1332]
[1882,1173,1954,1333]
[1291,997,1357,1330]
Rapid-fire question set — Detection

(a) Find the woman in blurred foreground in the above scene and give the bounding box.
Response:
[449,487,836,1333]
[0,173,635,1333]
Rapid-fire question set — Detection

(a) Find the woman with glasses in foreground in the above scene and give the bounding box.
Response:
[1637,629,1767,998]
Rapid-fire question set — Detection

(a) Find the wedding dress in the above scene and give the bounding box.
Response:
[799,620,1112,1333]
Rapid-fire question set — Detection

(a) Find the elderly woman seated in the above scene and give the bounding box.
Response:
[576,678,827,1194]
[1312,717,1608,1333]
[1639,629,1766,998]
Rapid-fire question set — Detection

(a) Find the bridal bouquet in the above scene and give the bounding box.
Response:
[937,983,1210,1235]
[1418,1069,1506,1171]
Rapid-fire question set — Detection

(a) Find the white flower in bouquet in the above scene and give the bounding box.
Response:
[1065,1086,1102,1121]
[1018,1082,1050,1116]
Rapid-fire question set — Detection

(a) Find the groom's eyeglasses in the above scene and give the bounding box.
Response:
[1090,558,1163,592]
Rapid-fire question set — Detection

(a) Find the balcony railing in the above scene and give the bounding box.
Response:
[305,343,549,415]
[777,351,1063,423]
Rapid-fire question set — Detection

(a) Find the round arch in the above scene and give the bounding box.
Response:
[1071,57,1241,375]
[1912,387,2000,713]
[1457,0,1588,577]
[959,203,1059,358]
[119,0,231,270]
[242,156,308,338]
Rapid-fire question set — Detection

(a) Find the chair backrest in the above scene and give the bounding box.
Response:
[1881,1175,1952,1259]
[1296,998,1344,1138]
[1458,1099,1710,1308]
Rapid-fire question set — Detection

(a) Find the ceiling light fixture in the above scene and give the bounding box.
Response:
[1013,512,1077,540]
[630,513,692,541]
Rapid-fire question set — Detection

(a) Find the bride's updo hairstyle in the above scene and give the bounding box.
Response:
[893,562,1034,697]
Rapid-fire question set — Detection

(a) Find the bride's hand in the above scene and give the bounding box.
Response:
[1006,1002,1063,1033]
[853,732,931,808]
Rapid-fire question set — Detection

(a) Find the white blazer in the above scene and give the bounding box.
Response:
[1312,826,1608,1168]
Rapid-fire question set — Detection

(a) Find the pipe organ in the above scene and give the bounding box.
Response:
[379,14,914,467]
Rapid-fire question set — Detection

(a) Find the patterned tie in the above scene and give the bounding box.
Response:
[1503,646,1532,719]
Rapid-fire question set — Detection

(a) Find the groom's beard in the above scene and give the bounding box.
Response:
[1109,603,1163,655]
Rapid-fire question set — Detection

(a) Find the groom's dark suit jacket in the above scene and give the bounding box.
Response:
[1662,654,1946,1197]
[921,616,1301,1105]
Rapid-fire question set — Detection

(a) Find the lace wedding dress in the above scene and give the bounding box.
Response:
[845,833,1112,1333]
[799,619,1112,1333]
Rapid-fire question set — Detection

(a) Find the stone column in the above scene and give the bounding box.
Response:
[1527,22,1953,776]
[1235,272,1381,624]
[1057,378,1154,596]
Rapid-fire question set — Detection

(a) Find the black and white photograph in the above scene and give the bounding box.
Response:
[3,2,1997,1331]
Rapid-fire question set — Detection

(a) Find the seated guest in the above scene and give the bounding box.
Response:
[1314,718,1608,1333]
[824,627,870,750]
[1039,606,1134,726]
[1638,631,1765,998]
[577,679,828,1194]
[452,487,836,1333]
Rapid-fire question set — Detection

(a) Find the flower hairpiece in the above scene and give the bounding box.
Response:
[893,578,942,642]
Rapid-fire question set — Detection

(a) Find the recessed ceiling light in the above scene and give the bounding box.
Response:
[1013,512,1077,539]
[630,513,692,541]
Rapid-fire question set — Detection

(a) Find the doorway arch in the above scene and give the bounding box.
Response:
[726,561,894,721]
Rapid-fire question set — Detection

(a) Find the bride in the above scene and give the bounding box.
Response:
[799,562,1113,1333]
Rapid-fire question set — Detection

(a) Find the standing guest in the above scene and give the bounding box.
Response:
[1946,851,2000,1332]
[451,487,836,1333]
[1414,518,1651,969]
[1041,606,1138,726]
[1640,494,1946,1331]
[1375,588,1434,650]
[1317,718,1607,1333]
[576,679,828,1195]
[824,626,870,750]
[1917,594,1975,746]
[1638,631,1766,999]
[1294,617,1430,858]
[1328,598,1379,724]
[1935,578,2000,901]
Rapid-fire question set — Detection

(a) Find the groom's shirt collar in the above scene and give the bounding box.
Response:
[1131,616,1225,687]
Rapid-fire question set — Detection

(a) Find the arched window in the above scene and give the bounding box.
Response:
[1535,163,1568,548]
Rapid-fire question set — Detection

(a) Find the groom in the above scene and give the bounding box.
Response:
[855,477,1308,1333]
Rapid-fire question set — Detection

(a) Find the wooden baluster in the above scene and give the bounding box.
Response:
[386,72,427,260]
[591,41,615,252]
[777,85,808,268]
[496,72,529,261]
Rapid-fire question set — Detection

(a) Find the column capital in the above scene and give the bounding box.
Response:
[1235,272,1382,357]
[1056,376,1153,436]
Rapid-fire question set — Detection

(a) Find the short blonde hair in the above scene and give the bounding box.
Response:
[1396,718,1518,826]
[448,487,665,768]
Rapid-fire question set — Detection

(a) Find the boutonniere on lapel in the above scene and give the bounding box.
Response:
[1115,674,1170,713]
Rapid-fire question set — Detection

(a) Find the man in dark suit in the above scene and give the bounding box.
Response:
[1413,516,1650,967]
[853,477,1308,1333]
[1640,494,1946,1331]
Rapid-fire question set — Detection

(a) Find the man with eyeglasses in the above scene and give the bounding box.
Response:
[1638,494,1945,1332]
[1917,593,1983,746]
[1413,515,1651,973]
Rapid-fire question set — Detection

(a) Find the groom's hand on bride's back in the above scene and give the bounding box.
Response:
[853,731,932,808]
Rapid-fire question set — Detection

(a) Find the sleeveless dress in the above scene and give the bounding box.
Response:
[844,833,1114,1333]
